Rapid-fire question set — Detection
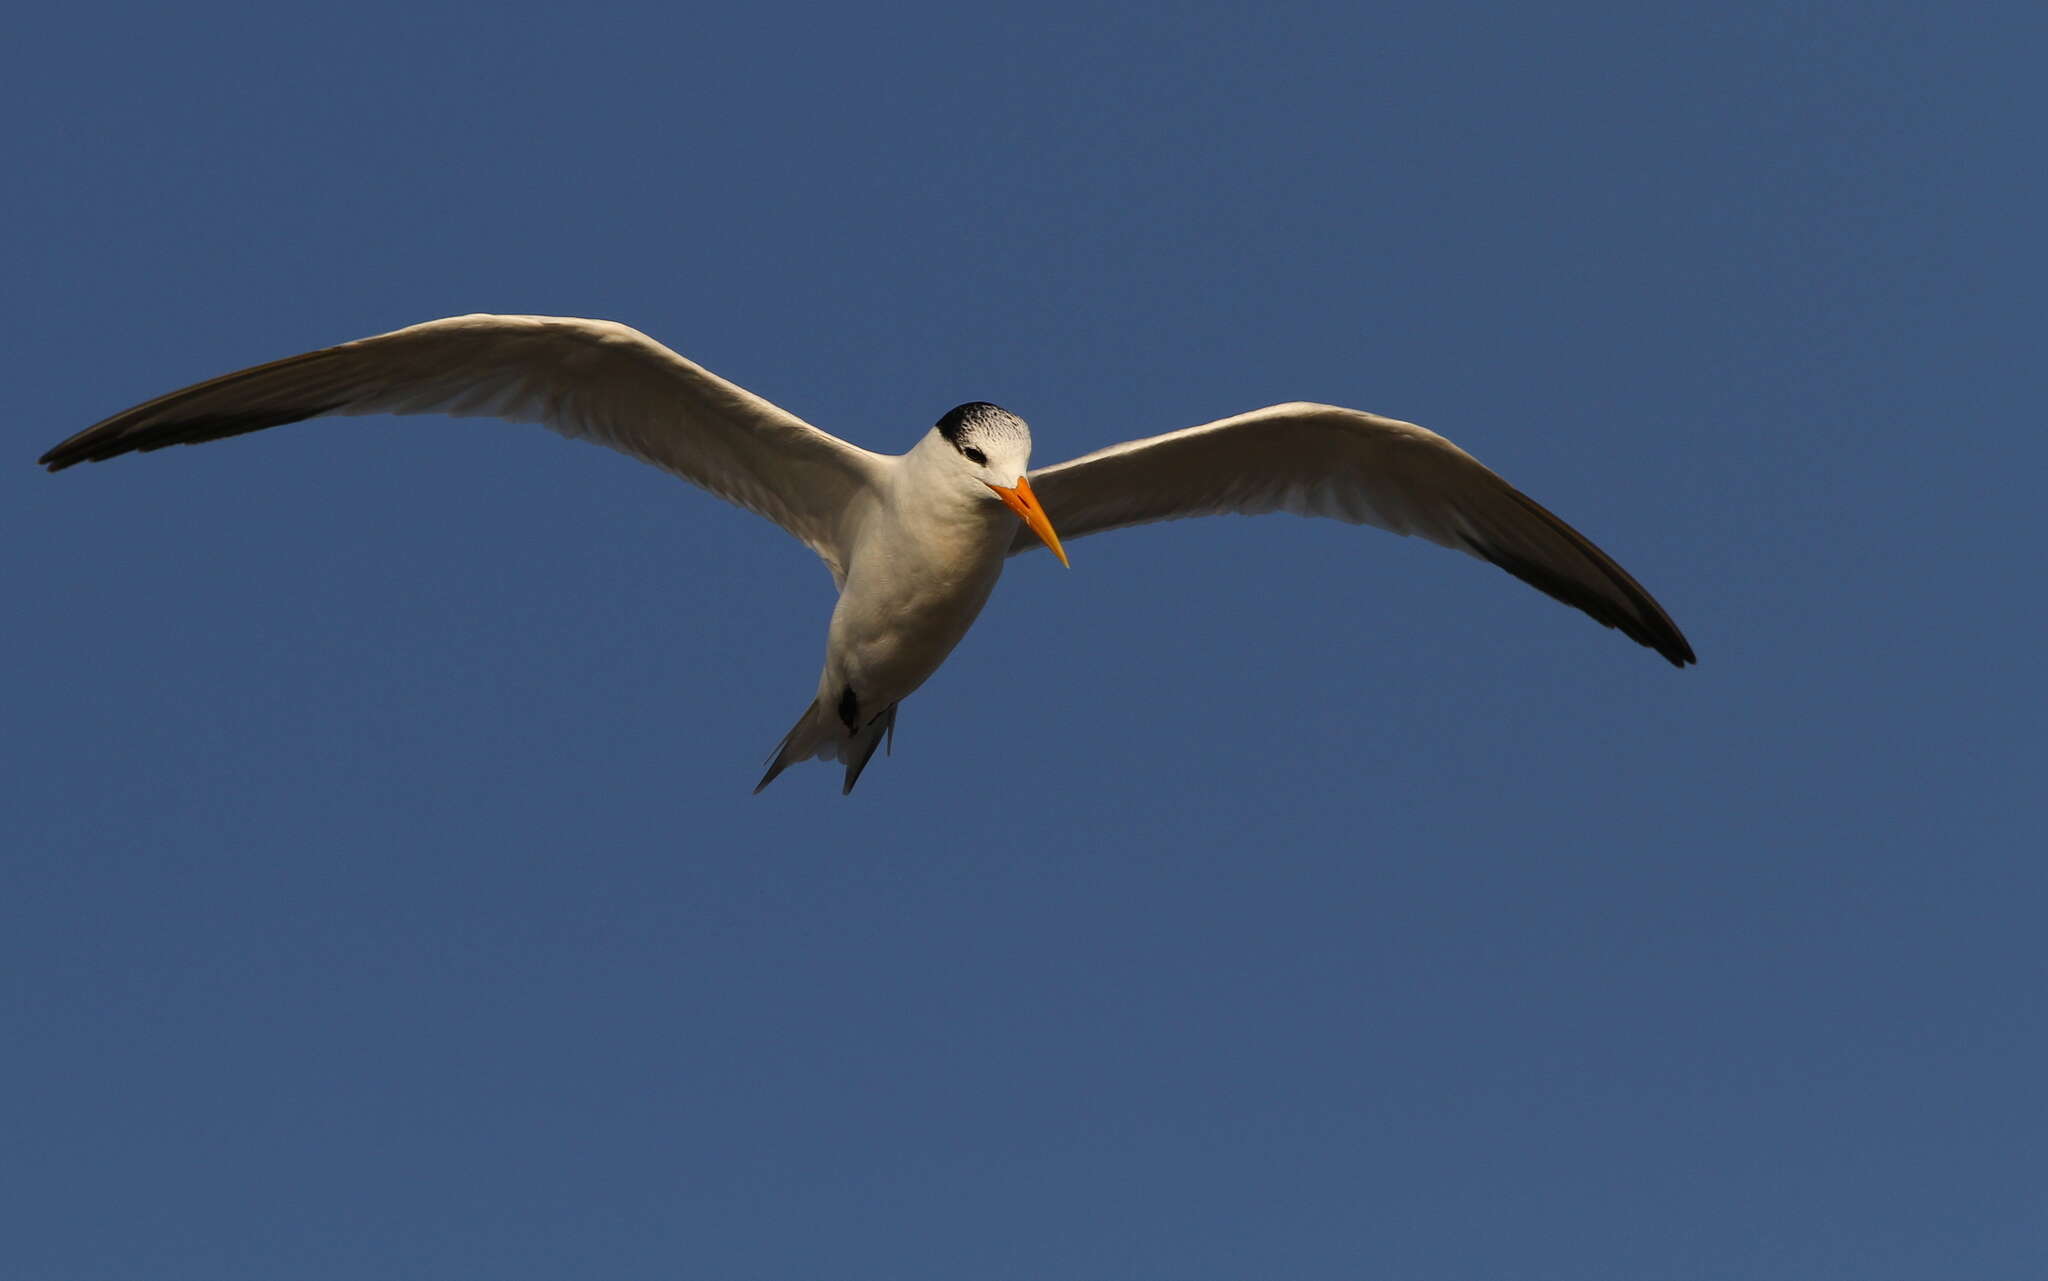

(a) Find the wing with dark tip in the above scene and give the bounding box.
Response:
[1015,402,1694,666]
[40,314,889,582]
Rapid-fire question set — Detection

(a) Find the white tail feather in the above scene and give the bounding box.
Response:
[754,699,898,794]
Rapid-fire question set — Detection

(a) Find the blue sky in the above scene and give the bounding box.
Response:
[6,2,2043,1277]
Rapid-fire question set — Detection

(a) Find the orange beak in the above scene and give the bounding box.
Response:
[986,474,1069,567]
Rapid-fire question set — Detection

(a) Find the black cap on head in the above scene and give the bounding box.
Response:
[935,402,1013,448]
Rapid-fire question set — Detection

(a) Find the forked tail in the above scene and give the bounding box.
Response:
[754,698,899,795]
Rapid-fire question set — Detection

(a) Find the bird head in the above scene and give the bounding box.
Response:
[932,402,1068,566]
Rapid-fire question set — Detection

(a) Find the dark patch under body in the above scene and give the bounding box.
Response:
[837,686,860,732]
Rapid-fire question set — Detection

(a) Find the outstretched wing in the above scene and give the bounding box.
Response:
[1015,402,1694,666]
[40,314,888,581]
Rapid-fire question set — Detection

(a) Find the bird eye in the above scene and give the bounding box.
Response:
[962,446,987,466]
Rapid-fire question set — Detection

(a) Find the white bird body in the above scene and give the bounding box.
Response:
[41,314,1694,793]
[775,430,1033,787]
[833,440,1016,697]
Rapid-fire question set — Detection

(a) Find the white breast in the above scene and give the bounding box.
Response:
[817,447,1017,708]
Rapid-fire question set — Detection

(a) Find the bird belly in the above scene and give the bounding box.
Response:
[820,520,1008,715]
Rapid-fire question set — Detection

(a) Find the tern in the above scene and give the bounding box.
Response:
[40,314,1695,792]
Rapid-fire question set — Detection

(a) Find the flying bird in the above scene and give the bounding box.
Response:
[40,314,1694,792]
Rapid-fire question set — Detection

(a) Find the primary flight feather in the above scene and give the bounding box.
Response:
[40,314,1694,792]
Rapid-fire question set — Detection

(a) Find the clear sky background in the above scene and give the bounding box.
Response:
[6,2,2043,1278]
